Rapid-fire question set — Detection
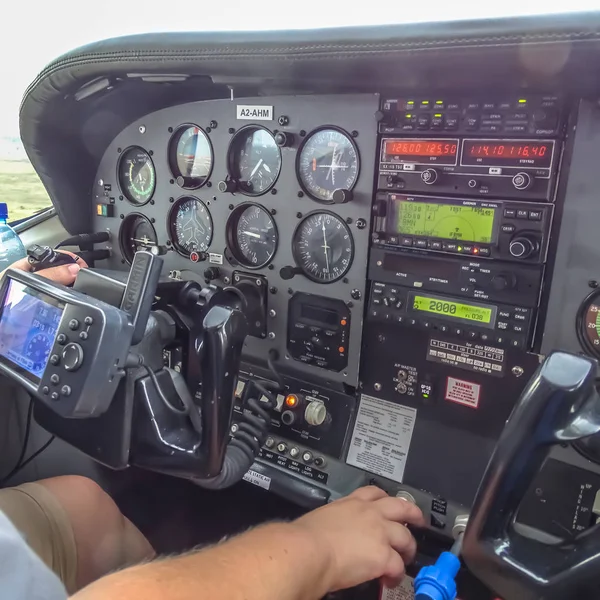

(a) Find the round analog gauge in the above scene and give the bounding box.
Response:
[228,126,281,195]
[297,128,359,203]
[168,125,213,189]
[227,203,278,269]
[26,333,52,374]
[168,197,213,257]
[118,146,156,205]
[577,289,600,357]
[292,212,354,283]
[119,213,158,263]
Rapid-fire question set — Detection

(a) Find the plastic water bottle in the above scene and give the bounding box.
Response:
[0,203,26,272]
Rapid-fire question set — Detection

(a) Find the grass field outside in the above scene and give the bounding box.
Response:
[0,159,51,223]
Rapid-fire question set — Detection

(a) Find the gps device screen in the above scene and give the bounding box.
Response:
[0,280,64,383]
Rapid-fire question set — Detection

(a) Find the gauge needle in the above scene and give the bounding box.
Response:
[321,222,330,273]
[132,237,153,245]
[243,230,261,239]
[250,158,264,179]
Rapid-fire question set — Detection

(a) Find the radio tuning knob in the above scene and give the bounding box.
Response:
[509,235,539,259]
[421,168,439,185]
[332,188,353,204]
[512,172,533,191]
[491,272,517,291]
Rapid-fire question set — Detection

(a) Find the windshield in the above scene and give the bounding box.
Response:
[0,2,597,222]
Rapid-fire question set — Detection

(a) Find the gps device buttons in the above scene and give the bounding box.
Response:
[62,343,84,371]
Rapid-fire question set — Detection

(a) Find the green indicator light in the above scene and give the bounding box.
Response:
[518,99,527,103]
[423,393,429,399]
[458,246,463,252]
[422,100,430,104]
[405,114,412,118]
[434,114,443,118]
[435,100,443,104]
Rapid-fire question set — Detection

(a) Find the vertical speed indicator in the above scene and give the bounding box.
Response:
[292,212,354,283]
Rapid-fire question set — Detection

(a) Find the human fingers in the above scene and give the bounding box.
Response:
[39,263,82,286]
[386,521,417,564]
[373,496,426,527]
[348,486,388,502]
[381,547,406,588]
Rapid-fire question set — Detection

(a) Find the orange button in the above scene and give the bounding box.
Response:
[338,346,345,353]
[285,394,299,408]
[340,319,347,326]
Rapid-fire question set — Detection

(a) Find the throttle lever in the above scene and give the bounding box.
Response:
[462,351,600,600]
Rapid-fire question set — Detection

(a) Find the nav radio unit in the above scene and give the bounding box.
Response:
[372,194,553,263]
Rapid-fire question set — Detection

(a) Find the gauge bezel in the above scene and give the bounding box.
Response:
[117,146,156,206]
[295,126,360,204]
[292,210,355,283]
[118,213,157,264]
[226,125,281,196]
[167,196,214,258]
[168,124,214,190]
[226,202,279,269]
[576,288,600,358]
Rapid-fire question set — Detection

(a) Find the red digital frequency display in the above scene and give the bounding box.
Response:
[461,140,553,169]
[383,139,458,165]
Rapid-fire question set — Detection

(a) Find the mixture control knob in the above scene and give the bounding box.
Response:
[491,272,517,291]
[395,490,417,504]
[512,172,533,191]
[509,235,539,259]
[203,267,220,281]
[304,400,328,427]
[218,178,237,193]
[332,188,353,204]
[274,131,294,147]
[421,168,438,185]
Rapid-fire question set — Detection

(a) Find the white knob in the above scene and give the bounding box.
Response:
[305,401,327,427]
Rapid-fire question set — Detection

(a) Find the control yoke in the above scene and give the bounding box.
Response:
[462,351,600,600]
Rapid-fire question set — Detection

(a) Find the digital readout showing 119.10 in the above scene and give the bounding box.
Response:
[411,294,494,326]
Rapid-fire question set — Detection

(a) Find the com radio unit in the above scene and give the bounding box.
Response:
[372,194,553,264]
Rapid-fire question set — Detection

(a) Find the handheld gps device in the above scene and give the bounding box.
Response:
[0,251,162,418]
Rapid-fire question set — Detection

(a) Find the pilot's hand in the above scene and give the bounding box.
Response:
[6,250,88,286]
[293,485,424,592]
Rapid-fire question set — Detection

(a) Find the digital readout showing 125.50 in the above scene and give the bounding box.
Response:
[412,295,493,325]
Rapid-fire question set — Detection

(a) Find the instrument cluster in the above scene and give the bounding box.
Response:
[92,94,379,387]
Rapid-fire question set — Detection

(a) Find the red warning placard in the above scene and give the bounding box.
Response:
[445,377,481,409]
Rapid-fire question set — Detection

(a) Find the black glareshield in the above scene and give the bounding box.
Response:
[462,351,600,600]
[0,268,134,418]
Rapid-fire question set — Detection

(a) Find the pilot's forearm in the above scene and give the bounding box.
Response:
[72,522,332,600]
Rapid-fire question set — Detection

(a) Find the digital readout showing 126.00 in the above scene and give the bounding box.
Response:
[412,295,493,324]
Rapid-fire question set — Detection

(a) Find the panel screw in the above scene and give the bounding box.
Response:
[300,130,306,137]
[170,179,175,185]
[228,127,235,134]
[117,147,122,153]
[351,289,361,300]
[356,218,367,230]
[229,204,234,210]
[378,334,385,343]
[297,191,304,198]
[206,127,211,134]
[120,214,124,219]
[269,309,277,317]
[271,188,277,195]
[209,120,218,129]
[207,181,212,188]
[223,276,231,284]
[346,217,352,224]
[268,332,276,340]
[168,127,173,133]
[268,264,274,270]
[269,286,277,294]
[256,279,262,286]
[148,150,154,156]
[271,208,277,215]
[98,179,104,186]
[150,217,155,223]
[343,278,349,284]
[119,195,123,201]
[150,200,155,205]
[296,212,302,218]
[166,240,172,246]
[139,125,146,134]
[589,280,599,288]
[352,130,359,138]
[374,383,382,391]
[212,196,217,201]
[169,197,174,203]
[278,115,289,126]
[512,366,524,377]
[234,275,240,282]
[288,288,293,295]
[121,259,126,264]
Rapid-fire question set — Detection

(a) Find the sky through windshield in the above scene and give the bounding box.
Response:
[0,1,597,137]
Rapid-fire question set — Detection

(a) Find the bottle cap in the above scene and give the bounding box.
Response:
[0,203,8,220]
